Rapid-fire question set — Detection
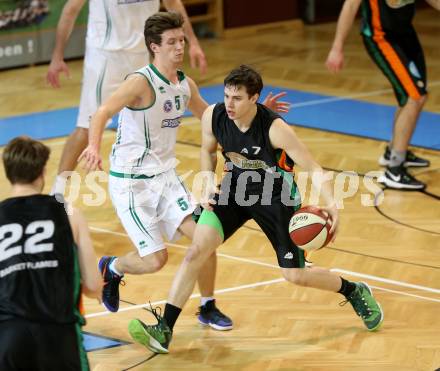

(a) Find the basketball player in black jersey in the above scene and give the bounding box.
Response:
[326,0,440,190]
[127,65,384,354]
[0,136,102,370]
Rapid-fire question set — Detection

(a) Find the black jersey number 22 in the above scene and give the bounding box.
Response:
[0,220,55,263]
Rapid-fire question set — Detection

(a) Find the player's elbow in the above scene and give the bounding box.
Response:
[89,106,111,130]
[202,147,217,161]
[96,105,112,121]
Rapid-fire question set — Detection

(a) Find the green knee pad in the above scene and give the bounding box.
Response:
[197,209,224,241]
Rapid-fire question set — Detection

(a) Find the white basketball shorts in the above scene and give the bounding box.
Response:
[108,168,195,257]
[77,47,148,129]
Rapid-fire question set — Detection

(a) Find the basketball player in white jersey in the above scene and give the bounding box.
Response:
[47,0,207,195]
[78,11,290,331]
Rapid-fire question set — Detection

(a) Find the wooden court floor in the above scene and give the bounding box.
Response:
[0,9,439,371]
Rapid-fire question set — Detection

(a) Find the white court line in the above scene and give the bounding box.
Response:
[89,225,440,295]
[291,80,440,109]
[86,279,440,319]
[4,131,118,149]
[85,278,285,319]
[369,285,440,303]
[44,131,115,147]
[332,268,440,294]
[85,225,440,318]
[90,226,440,294]
[90,226,281,271]
[90,226,126,237]
[169,241,282,270]
[3,81,435,150]
[180,82,440,113]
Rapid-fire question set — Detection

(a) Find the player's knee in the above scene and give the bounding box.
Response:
[74,127,89,139]
[70,127,89,149]
[409,94,427,108]
[418,93,428,106]
[283,268,308,287]
[141,250,168,273]
[184,243,203,263]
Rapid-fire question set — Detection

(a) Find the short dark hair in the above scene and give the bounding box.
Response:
[2,136,50,184]
[144,11,184,60]
[224,65,263,97]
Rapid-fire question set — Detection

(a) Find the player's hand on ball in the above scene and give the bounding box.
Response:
[320,204,339,242]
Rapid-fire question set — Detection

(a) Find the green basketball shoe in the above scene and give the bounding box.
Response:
[341,282,384,331]
[128,306,172,354]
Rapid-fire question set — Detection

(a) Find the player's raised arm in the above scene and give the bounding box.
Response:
[187,76,292,120]
[78,75,153,172]
[261,92,291,113]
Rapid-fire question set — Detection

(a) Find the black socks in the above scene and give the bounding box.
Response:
[164,303,182,331]
[338,277,356,298]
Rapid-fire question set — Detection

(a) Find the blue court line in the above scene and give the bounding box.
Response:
[82,331,130,352]
[1,85,439,149]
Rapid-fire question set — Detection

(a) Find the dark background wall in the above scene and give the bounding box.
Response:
[299,0,428,24]
[223,0,301,28]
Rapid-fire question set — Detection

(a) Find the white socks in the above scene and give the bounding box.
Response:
[51,175,67,196]
[109,258,124,277]
[200,296,214,306]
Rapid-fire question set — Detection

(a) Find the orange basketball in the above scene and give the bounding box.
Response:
[289,206,333,252]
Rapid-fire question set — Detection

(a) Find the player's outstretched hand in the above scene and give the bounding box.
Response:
[262,92,291,113]
[325,49,344,73]
[46,58,70,88]
[320,204,339,242]
[78,146,103,173]
[189,43,208,75]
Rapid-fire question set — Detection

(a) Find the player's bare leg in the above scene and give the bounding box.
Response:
[128,219,383,353]
[178,215,232,330]
[379,96,429,189]
[52,127,89,195]
[392,96,426,152]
